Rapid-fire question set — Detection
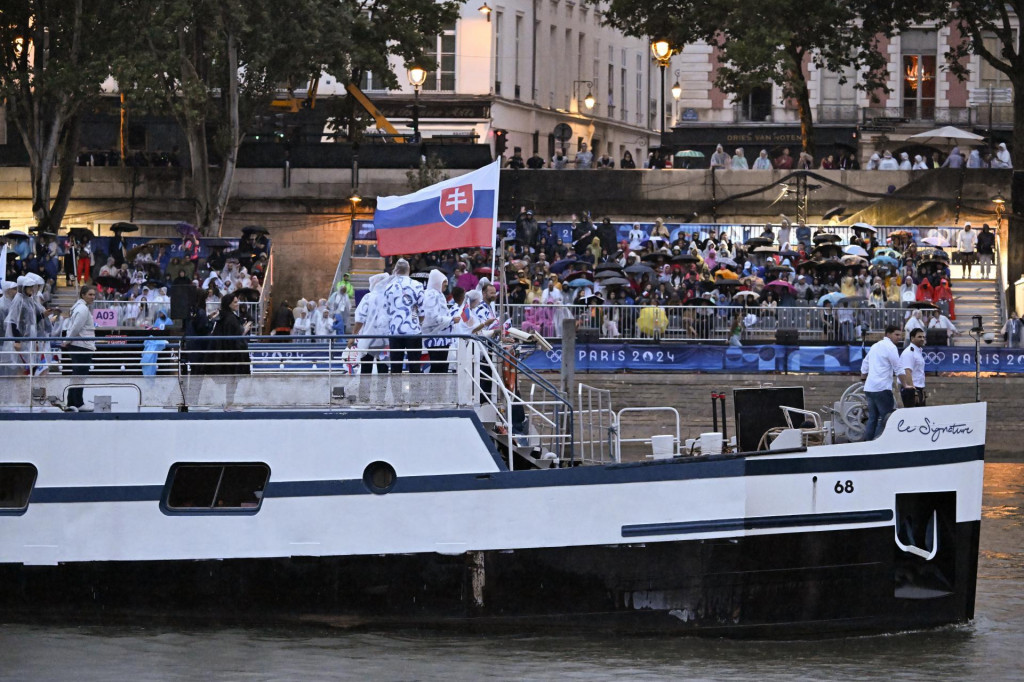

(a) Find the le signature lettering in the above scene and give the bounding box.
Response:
[896,418,974,443]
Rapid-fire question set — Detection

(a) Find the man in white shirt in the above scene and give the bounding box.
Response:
[63,284,97,411]
[927,311,958,345]
[859,324,912,440]
[899,328,926,407]
[957,222,978,279]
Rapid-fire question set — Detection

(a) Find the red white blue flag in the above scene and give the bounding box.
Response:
[374,160,499,256]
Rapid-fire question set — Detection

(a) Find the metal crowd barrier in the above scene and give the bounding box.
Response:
[504,303,914,343]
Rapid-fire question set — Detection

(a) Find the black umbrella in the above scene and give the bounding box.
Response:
[595,270,623,280]
[744,237,772,247]
[822,205,846,220]
[93,275,122,289]
[594,263,623,272]
[69,227,94,239]
[242,225,270,235]
[143,279,165,289]
[641,252,668,262]
[625,263,655,276]
[205,238,232,248]
[111,222,139,233]
[233,287,262,301]
[812,259,845,270]
[672,253,700,264]
[560,270,593,281]
[687,297,717,306]
[907,301,938,309]
[811,244,843,258]
[812,233,842,244]
[599,277,631,287]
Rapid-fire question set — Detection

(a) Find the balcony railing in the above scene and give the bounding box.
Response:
[861,107,974,127]
[817,104,860,123]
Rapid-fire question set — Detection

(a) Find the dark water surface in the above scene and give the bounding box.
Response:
[1,463,1021,682]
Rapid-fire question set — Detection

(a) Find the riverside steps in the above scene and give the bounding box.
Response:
[541,372,1020,462]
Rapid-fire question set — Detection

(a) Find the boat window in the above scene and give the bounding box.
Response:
[0,464,37,513]
[363,461,397,494]
[164,463,270,512]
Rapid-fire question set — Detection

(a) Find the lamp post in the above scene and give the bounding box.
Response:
[407,65,427,144]
[993,192,1006,233]
[671,70,682,125]
[651,40,672,142]
[572,80,595,113]
[478,2,492,21]
[969,314,986,402]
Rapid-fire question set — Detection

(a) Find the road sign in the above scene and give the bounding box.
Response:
[969,87,1012,104]
[553,123,573,142]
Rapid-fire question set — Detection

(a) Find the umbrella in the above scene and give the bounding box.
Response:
[147,238,175,246]
[779,250,800,260]
[5,230,29,239]
[922,236,950,247]
[851,222,877,234]
[205,238,232,248]
[843,245,869,257]
[766,264,794,275]
[595,270,622,280]
[812,259,845,271]
[841,255,868,266]
[813,233,842,243]
[871,255,900,268]
[822,206,847,220]
[671,253,700,264]
[753,245,779,254]
[715,269,740,280]
[599,277,631,287]
[765,280,796,293]
[889,230,913,239]
[675,150,705,158]
[93,275,122,290]
[717,256,738,267]
[917,247,949,259]
[242,225,270,235]
[641,252,669,262]
[687,297,717,306]
[710,279,742,289]
[812,244,843,258]
[549,258,575,274]
[143,279,165,289]
[906,125,985,148]
[733,291,761,301]
[233,287,262,301]
[818,292,845,306]
[111,222,139,233]
[873,247,902,259]
[594,263,623,272]
[69,227,94,239]
[625,263,655,276]
[473,266,492,276]
[744,237,772,247]
[176,222,200,237]
[561,270,592,281]
[568,278,593,288]
[907,301,938,310]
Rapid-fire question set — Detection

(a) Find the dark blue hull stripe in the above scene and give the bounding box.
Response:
[621,509,895,538]
[25,445,982,505]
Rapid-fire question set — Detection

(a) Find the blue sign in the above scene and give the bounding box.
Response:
[522,343,1024,374]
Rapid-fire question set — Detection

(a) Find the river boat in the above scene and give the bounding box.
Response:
[0,334,984,637]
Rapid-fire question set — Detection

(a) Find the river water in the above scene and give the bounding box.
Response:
[1,463,1021,681]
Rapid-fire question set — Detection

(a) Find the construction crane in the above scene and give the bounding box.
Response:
[344,83,405,143]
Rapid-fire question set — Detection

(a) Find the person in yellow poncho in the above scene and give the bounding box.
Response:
[638,299,669,339]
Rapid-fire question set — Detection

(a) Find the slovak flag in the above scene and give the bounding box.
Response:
[374,159,499,256]
[461,302,472,323]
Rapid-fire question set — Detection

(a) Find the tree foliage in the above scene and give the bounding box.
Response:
[0,0,115,230]
[595,0,934,153]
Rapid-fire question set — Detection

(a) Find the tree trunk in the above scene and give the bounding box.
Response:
[785,44,815,156]
[46,114,83,232]
[213,29,242,237]
[1007,81,1024,310]
[185,117,215,235]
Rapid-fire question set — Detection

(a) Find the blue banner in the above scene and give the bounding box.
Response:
[522,344,1024,374]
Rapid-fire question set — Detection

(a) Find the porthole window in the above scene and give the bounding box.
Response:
[164,463,270,512]
[363,461,397,495]
[0,464,37,514]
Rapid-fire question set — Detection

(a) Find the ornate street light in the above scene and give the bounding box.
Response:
[407,65,427,143]
[573,80,595,112]
[478,3,492,21]
[651,40,673,140]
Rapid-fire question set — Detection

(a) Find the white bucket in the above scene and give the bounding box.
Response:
[650,434,676,459]
[700,432,724,455]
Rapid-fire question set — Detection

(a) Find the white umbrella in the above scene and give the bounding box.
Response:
[732,291,760,301]
[922,236,951,247]
[843,244,869,257]
[906,126,985,149]
[851,222,876,234]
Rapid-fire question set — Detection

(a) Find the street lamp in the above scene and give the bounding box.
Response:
[572,80,595,112]
[478,3,492,21]
[968,315,994,402]
[651,40,673,141]
[993,192,1006,232]
[407,65,427,143]
[671,73,682,125]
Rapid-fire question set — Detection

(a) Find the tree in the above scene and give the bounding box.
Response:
[0,0,113,231]
[943,1,1024,304]
[596,0,933,154]
[113,0,333,235]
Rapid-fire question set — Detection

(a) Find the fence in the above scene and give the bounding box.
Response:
[505,303,911,343]
[90,299,262,329]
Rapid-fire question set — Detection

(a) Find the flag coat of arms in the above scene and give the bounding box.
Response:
[374,159,499,256]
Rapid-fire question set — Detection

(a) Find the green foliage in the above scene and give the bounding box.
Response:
[406,154,449,191]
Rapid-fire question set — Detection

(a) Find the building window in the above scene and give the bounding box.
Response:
[738,85,773,122]
[424,22,457,93]
[980,32,1016,126]
[359,71,386,93]
[0,464,37,514]
[901,29,937,121]
[163,463,270,512]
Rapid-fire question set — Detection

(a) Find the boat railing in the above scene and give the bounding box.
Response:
[0,334,578,464]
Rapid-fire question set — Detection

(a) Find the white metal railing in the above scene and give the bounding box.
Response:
[89,299,261,329]
[506,303,911,342]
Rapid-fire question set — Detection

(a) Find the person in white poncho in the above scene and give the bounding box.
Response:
[421,269,453,373]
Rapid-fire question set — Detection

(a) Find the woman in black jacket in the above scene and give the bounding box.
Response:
[209,293,252,374]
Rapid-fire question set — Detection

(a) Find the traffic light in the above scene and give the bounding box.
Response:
[494,129,508,156]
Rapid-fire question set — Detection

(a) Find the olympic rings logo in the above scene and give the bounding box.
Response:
[546,349,563,363]
[923,352,945,364]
